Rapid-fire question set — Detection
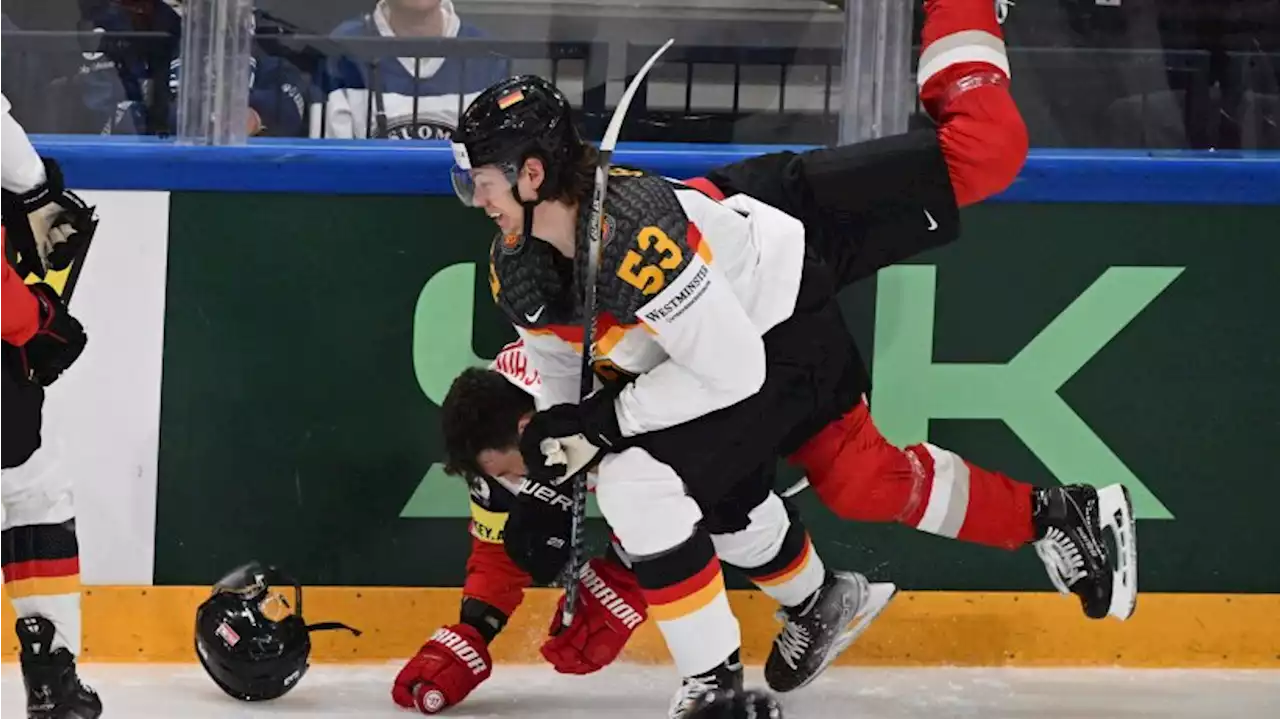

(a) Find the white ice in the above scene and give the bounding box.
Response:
[3,663,1278,718]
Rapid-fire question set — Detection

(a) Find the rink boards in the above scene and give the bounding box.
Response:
[3,137,1278,667]
[3,588,1278,666]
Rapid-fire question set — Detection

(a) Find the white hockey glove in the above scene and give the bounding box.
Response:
[519,387,627,485]
[538,435,602,483]
[3,158,98,279]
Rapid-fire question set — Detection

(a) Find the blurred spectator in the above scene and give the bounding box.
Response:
[73,0,306,136]
[995,0,1167,147]
[1098,0,1278,149]
[998,0,1278,149]
[311,0,510,139]
[1,4,93,133]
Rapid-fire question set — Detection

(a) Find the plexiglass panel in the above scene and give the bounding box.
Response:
[3,1,1274,149]
[992,0,1278,149]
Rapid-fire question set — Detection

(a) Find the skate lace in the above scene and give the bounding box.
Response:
[995,0,1015,24]
[670,676,718,719]
[1035,526,1088,595]
[773,616,813,670]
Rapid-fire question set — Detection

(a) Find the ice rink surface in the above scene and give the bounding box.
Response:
[3,663,1278,718]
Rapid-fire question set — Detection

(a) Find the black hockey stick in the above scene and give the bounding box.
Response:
[58,227,96,306]
[559,39,675,632]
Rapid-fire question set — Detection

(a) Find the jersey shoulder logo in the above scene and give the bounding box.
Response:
[489,234,574,328]
[498,231,525,255]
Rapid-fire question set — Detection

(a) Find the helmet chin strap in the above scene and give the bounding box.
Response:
[271,566,363,637]
[511,182,542,247]
[521,200,539,245]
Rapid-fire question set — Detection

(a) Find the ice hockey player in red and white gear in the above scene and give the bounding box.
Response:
[389,344,648,716]
[392,341,894,715]
[447,0,1136,714]
[688,0,1136,627]
[2,92,99,719]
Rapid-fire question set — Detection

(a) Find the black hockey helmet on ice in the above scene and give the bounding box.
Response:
[449,74,585,206]
[194,561,360,702]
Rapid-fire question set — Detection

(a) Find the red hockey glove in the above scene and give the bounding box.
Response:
[20,283,87,386]
[392,623,492,714]
[540,557,648,674]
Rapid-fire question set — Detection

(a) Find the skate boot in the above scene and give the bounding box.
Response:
[17,616,102,719]
[668,650,745,719]
[995,0,1015,26]
[686,687,784,719]
[1032,483,1137,621]
[763,570,897,693]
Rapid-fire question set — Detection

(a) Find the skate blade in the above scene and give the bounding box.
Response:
[1097,484,1138,621]
[786,581,898,693]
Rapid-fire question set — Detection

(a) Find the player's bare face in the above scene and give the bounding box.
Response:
[474,415,533,482]
[476,446,527,483]
[468,166,523,235]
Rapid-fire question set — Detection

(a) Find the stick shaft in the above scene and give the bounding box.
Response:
[559,40,674,630]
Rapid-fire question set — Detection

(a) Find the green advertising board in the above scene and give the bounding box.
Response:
[154,193,1280,594]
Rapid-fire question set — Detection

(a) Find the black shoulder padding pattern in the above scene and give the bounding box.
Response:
[490,231,577,328]
[580,173,696,322]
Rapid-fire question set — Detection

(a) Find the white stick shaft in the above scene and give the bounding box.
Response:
[601,39,675,151]
[781,477,811,498]
[563,38,675,632]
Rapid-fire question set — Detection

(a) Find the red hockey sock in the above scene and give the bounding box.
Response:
[919,0,1007,116]
[790,403,1035,550]
[918,0,1027,207]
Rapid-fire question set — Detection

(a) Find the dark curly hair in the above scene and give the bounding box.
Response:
[441,367,536,479]
[560,142,599,205]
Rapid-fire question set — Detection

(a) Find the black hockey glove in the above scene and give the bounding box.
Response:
[518,386,625,485]
[19,283,88,386]
[2,158,99,279]
[503,479,574,584]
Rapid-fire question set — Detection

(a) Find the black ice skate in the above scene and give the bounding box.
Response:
[764,570,897,693]
[685,687,784,719]
[668,651,745,719]
[1032,483,1137,621]
[16,616,102,719]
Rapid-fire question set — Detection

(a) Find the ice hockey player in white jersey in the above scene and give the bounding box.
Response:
[388,341,894,716]
[447,0,1139,713]
[1,92,100,719]
[453,77,903,713]
[449,0,1141,709]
